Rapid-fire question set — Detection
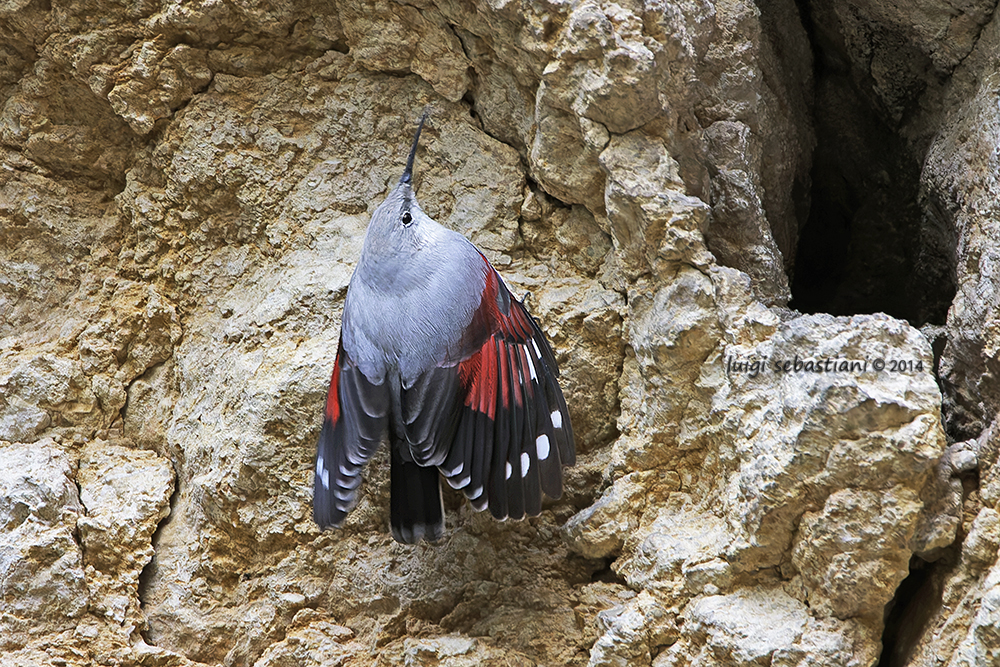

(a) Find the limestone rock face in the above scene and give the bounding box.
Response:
[0,0,988,665]
[922,12,1000,441]
[0,440,86,648]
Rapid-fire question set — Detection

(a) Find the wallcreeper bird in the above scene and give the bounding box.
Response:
[313,115,575,543]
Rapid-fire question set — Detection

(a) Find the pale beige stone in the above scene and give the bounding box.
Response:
[77,441,174,628]
[107,43,212,135]
[0,440,86,650]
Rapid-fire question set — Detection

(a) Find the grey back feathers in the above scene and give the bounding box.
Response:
[343,121,486,387]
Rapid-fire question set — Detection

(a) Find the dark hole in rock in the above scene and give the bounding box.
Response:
[788,4,955,327]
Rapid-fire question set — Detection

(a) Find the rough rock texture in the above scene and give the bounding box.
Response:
[789,0,986,323]
[794,0,1000,665]
[0,0,995,665]
[922,9,1000,441]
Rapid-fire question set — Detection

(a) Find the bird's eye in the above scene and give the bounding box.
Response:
[401,211,412,225]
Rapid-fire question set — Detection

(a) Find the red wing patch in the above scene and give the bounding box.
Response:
[324,350,342,424]
[439,265,576,520]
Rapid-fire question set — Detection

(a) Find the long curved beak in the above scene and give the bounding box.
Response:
[399,111,428,186]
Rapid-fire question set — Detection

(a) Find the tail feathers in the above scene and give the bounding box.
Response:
[390,444,445,544]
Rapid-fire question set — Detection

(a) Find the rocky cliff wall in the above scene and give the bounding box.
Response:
[0,0,998,665]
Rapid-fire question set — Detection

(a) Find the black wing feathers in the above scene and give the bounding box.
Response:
[400,366,462,466]
[313,339,389,530]
[439,273,575,521]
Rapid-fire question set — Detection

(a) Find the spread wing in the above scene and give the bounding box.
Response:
[400,261,575,521]
[313,334,390,529]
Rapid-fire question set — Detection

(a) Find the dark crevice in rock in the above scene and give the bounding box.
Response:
[136,463,180,644]
[921,323,948,372]
[785,2,965,656]
[590,557,626,585]
[876,552,950,667]
[72,477,87,564]
[462,89,478,121]
[788,2,956,327]
[878,466,976,665]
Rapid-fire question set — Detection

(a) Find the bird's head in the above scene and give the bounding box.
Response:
[359,113,444,283]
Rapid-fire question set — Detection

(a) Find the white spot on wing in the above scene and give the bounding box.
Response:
[532,339,542,359]
[443,462,464,477]
[521,452,530,477]
[536,434,550,460]
[321,467,330,490]
[316,455,324,476]
[551,409,562,429]
[468,485,484,499]
[505,461,512,480]
[447,475,471,489]
[525,349,537,380]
